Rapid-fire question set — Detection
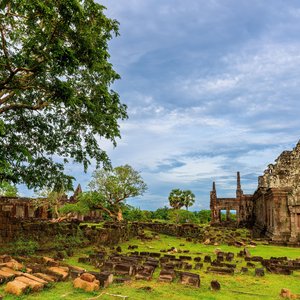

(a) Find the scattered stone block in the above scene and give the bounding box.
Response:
[73,277,100,292]
[158,269,176,282]
[179,272,200,288]
[194,263,203,270]
[22,273,48,285]
[114,263,135,276]
[255,268,265,277]
[207,267,234,275]
[211,280,221,291]
[0,267,22,276]
[226,252,234,262]
[33,273,56,283]
[204,255,211,263]
[179,256,192,261]
[247,262,255,268]
[98,271,114,288]
[15,276,44,292]
[5,280,29,296]
[280,288,292,299]
[46,267,69,281]
[43,257,59,267]
[0,269,15,281]
[4,260,24,271]
[80,273,95,282]
[78,257,91,264]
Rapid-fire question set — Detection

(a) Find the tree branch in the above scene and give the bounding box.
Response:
[0,90,15,105]
[0,101,49,114]
[0,25,13,72]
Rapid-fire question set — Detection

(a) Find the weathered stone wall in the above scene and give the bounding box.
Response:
[210,141,300,244]
[80,222,139,246]
[0,196,48,219]
[0,210,139,248]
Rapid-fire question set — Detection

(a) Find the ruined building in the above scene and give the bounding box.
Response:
[0,184,101,221]
[210,141,300,243]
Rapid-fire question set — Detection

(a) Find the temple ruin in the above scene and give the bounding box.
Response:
[210,141,300,243]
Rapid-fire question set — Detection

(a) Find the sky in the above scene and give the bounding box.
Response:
[21,0,300,210]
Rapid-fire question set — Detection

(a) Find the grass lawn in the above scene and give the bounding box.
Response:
[1,230,300,299]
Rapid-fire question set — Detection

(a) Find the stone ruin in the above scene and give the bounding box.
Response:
[210,140,300,244]
[0,184,101,221]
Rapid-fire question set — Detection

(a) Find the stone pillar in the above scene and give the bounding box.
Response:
[226,209,230,221]
[236,172,243,199]
[210,182,219,223]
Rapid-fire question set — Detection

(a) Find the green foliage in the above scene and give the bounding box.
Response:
[0,0,127,191]
[88,165,147,220]
[11,238,38,255]
[123,206,151,222]
[194,209,211,224]
[0,181,18,196]
[221,211,237,221]
[168,209,199,224]
[151,206,170,220]
[168,189,184,209]
[51,230,87,251]
[168,188,195,210]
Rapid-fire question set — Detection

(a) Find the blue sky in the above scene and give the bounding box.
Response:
[21,0,300,210]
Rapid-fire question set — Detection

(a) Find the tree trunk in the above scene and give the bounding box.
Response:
[117,208,123,221]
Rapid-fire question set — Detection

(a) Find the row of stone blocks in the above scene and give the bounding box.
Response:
[0,255,70,296]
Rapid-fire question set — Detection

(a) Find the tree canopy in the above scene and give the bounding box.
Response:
[62,165,147,221]
[168,188,195,210]
[0,181,18,196]
[0,0,127,191]
[168,188,184,209]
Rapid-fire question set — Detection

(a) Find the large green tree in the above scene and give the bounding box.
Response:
[0,0,127,191]
[168,188,195,210]
[182,190,195,210]
[168,188,184,209]
[62,165,147,221]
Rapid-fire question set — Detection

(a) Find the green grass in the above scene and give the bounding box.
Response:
[1,230,300,299]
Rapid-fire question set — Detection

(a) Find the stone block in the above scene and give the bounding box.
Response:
[33,273,56,283]
[73,277,100,292]
[15,276,44,292]
[179,272,200,288]
[255,268,265,277]
[46,267,69,281]
[114,263,134,276]
[158,269,176,282]
[0,269,15,281]
[80,273,96,283]
[98,271,114,288]
[207,267,234,275]
[5,280,29,296]
[204,255,211,263]
[211,280,221,291]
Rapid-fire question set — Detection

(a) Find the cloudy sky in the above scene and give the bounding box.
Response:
[22,0,300,210]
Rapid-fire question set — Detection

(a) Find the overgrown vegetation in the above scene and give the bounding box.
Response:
[61,165,147,221]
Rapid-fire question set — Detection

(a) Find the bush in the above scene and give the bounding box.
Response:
[123,207,151,222]
[152,207,170,220]
[168,209,199,224]
[12,238,39,255]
